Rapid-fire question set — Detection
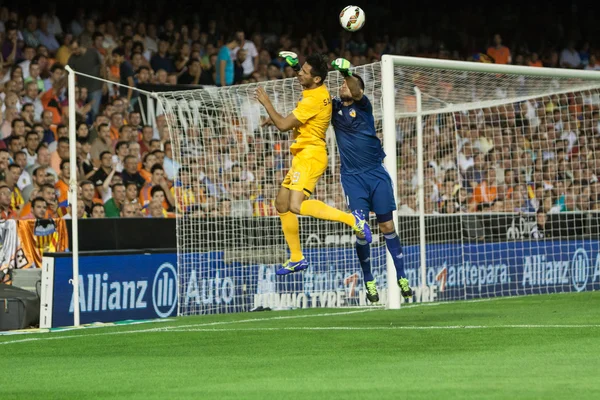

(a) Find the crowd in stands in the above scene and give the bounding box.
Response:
[0,1,598,220]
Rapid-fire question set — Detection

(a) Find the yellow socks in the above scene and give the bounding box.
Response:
[299,199,355,227]
[279,211,303,262]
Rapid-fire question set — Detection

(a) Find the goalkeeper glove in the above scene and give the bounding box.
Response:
[279,51,300,72]
[332,58,352,77]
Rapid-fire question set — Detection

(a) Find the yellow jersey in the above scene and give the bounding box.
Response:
[290,84,332,155]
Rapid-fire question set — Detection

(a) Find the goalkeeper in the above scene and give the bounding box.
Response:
[255,52,371,276]
[330,58,413,302]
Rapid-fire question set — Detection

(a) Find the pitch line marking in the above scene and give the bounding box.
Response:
[164,325,600,333]
[0,309,376,346]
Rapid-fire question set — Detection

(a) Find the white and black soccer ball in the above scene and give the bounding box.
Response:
[339,6,365,32]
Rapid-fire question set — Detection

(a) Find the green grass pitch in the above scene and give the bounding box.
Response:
[1,292,599,399]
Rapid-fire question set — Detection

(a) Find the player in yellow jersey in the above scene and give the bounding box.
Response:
[255,52,371,275]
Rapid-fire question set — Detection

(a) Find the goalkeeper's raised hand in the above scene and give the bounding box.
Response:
[332,58,353,77]
[279,51,300,72]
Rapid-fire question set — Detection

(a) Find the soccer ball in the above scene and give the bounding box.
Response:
[339,6,365,32]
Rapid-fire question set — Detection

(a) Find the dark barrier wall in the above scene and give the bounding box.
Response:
[67,213,597,252]
[66,218,177,251]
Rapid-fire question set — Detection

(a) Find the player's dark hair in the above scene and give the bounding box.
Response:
[305,54,329,85]
[353,73,365,91]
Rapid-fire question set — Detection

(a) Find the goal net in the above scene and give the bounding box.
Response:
[157,57,600,316]
[157,63,390,315]
[388,57,600,302]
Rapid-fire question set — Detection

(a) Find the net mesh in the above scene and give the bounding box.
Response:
[393,65,600,301]
[157,63,390,315]
[156,60,600,314]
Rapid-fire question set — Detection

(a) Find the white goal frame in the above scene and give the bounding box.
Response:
[381,54,600,309]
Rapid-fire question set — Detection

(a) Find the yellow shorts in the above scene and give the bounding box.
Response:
[281,147,328,197]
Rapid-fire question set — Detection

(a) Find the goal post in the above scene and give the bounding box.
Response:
[65,65,81,327]
[381,54,600,302]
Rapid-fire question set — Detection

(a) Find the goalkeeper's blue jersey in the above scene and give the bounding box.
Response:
[331,95,385,175]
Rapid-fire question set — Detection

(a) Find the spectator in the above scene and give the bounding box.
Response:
[35,16,60,53]
[7,164,25,213]
[560,40,582,69]
[62,200,86,220]
[232,31,258,78]
[112,141,129,173]
[55,33,73,66]
[472,168,498,208]
[50,137,69,175]
[121,155,146,189]
[55,160,70,208]
[90,151,114,188]
[112,47,137,109]
[146,198,166,218]
[91,124,112,163]
[139,164,175,208]
[120,201,139,218]
[0,185,17,219]
[91,202,105,218]
[44,4,63,38]
[67,39,103,118]
[177,58,202,85]
[104,182,126,218]
[22,165,47,204]
[138,125,154,156]
[30,197,47,220]
[530,209,550,239]
[215,34,239,87]
[2,22,22,63]
[162,140,179,181]
[150,37,175,74]
[80,180,102,216]
[487,34,511,64]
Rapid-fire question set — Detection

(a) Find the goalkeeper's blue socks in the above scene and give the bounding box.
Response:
[384,231,406,279]
[355,238,374,282]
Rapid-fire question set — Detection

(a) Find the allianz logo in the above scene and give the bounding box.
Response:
[523,248,600,292]
[69,263,178,318]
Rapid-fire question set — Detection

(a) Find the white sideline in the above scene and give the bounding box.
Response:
[166,325,600,333]
[0,294,574,345]
[0,309,375,346]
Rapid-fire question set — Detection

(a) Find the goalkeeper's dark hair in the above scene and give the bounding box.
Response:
[353,73,365,91]
[305,53,329,84]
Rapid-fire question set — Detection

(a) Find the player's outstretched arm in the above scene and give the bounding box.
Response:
[255,86,301,132]
[332,58,363,101]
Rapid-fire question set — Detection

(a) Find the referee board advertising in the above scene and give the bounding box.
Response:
[40,252,178,328]
[249,240,600,310]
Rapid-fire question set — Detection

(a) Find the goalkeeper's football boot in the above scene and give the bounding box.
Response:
[365,280,379,304]
[351,210,372,243]
[398,277,413,299]
[276,258,309,275]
